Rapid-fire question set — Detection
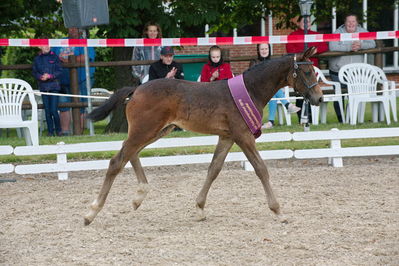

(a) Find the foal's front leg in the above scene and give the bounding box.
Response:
[235,137,280,215]
[196,137,234,220]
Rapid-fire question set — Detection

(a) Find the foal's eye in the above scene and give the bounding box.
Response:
[305,71,311,76]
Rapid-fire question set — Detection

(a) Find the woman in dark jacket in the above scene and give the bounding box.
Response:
[32,46,63,136]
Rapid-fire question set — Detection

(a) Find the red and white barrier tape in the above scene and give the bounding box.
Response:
[1,31,398,47]
[1,87,398,101]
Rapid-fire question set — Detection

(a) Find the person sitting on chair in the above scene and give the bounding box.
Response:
[286,16,328,123]
[148,46,184,131]
[200,45,233,82]
[329,14,376,123]
[249,43,301,129]
[148,46,184,81]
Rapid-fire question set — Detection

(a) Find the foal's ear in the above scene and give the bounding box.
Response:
[302,46,317,59]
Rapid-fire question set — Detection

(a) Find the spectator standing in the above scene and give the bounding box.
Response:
[200,45,233,82]
[249,43,301,129]
[329,14,376,122]
[148,46,184,81]
[32,45,63,136]
[52,27,96,135]
[286,16,328,122]
[132,22,162,84]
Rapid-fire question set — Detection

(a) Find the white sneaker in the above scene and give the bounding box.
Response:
[261,121,274,129]
[287,103,301,114]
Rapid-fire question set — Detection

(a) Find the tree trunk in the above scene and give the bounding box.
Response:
[105,47,139,133]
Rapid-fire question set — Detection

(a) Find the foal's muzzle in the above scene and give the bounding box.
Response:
[307,86,324,106]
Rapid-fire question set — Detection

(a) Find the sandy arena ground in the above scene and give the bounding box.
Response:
[0,157,398,265]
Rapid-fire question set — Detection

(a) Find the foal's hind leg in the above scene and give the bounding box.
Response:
[84,123,175,225]
[130,124,176,210]
[235,137,280,215]
[84,141,137,225]
[196,137,234,220]
[130,154,150,210]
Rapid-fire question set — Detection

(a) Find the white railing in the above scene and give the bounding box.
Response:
[0,145,14,173]
[12,133,293,180]
[293,127,399,167]
[2,128,399,180]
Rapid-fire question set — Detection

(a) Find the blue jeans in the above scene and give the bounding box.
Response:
[268,89,289,121]
[58,84,71,112]
[42,94,61,135]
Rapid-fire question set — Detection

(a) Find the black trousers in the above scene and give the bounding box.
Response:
[295,99,312,123]
[329,70,345,123]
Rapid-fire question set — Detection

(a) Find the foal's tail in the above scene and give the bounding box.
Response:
[87,86,136,122]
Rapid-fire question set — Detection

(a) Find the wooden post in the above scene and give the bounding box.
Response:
[374,40,384,69]
[69,55,82,135]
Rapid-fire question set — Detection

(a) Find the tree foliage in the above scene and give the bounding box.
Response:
[1,0,398,132]
[1,0,398,38]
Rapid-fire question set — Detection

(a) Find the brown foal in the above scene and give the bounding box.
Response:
[83,47,323,225]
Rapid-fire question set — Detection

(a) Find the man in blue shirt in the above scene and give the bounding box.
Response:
[52,27,96,135]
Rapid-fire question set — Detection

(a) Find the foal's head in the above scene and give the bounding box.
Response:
[288,47,323,106]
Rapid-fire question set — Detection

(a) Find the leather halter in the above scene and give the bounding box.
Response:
[293,54,318,90]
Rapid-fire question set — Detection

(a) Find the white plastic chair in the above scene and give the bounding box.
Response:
[339,63,391,125]
[91,88,113,123]
[311,66,346,124]
[0,78,39,146]
[142,74,149,84]
[276,86,292,126]
[298,101,319,125]
[21,90,46,136]
[371,66,397,123]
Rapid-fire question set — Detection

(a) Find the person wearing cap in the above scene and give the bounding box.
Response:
[148,46,184,81]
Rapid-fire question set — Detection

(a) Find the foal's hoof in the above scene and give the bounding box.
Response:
[270,203,281,215]
[132,184,149,210]
[132,201,141,210]
[83,217,92,226]
[195,206,206,221]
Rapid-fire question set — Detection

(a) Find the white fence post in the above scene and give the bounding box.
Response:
[0,145,14,174]
[328,128,343,167]
[241,161,254,171]
[56,142,68,180]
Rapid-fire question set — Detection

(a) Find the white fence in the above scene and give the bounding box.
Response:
[0,145,14,174]
[1,128,399,180]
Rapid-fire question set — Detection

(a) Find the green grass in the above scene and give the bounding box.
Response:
[0,101,398,164]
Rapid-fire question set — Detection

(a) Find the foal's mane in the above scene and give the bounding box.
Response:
[244,55,292,74]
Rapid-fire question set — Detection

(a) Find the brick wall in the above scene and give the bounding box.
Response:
[176,44,257,75]
[175,17,296,75]
[387,73,399,83]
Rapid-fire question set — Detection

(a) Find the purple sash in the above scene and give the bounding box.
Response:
[228,75,262,138]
